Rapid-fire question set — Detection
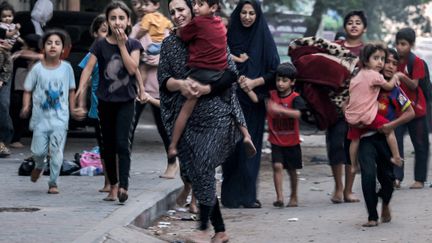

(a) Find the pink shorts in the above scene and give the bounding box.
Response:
[347,113,388,140]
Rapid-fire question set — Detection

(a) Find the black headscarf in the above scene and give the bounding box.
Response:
[227,0,279,79]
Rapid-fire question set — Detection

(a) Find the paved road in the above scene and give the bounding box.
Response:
[145,134,432,243]
[0,106,179,243]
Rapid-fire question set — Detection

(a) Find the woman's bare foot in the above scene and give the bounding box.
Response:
[212,232,229,243]
[160,160,178,179]
[98,184,111,193]
[186,230,211,243]
[381,204,391,223]
[390,157,404,167]
[167,144,178,160]
[243,136,256,158]
[362,220,378,227]
[287,197,298,207]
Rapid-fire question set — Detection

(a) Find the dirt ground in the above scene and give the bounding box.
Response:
[143,134,432,243]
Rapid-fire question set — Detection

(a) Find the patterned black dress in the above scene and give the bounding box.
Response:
[158,34,246,206]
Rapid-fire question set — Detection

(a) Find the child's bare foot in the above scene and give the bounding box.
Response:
[362,220,378,227]
[350,164,358,174]
[409,181,424,189]
[160,160,178,179]
[103,185,118,201]
[243,136,256,158]
[30,168,43,183]
[189,203,199,214]
[211,232,229,243]
[186,230,211,243]
[343,193,360,203]
[167,144,178,160]
[287,197,298,207]
[99,185,111,193]
[176,187,191,206]
[330,190,343,204]
[381,204,391,223]
[390,157,404,167]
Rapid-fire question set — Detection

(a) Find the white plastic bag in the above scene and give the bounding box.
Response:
[31,0,53,35]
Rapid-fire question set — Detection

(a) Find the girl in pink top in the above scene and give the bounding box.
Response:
[345,43,403,173]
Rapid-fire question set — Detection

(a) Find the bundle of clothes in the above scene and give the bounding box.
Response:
[288,36,359,130]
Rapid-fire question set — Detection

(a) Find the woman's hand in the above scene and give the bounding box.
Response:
[179,78,199,98]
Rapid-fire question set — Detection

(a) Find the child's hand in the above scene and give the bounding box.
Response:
[114,28,127,46]
[72,107,87,121]
[239,53,249,62]
[0,81,3,88]
[267,100,281,115]
[20,106,30,119]
[15,23,21,30]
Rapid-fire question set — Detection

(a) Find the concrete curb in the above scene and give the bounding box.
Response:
[73,178,182,243]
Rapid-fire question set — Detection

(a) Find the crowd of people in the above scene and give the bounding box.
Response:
[0,0,430,242]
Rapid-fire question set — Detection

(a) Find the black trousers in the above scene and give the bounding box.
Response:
[199,198,225,233]
[98,99,135,190]
[358,133,395,221]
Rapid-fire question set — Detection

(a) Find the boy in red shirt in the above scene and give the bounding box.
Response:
[267,62,306,207]
[168,0,256,160]
[394,27,430,189]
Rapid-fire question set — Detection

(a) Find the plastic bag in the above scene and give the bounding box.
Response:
[79,151,102,169]
[31,0,53,35]
[18,158,35,176]
[31,0,53,25]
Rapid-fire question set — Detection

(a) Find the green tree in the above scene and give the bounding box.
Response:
[271,0,432,39]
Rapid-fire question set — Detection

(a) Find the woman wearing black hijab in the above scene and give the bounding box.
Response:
[222,0,280,208]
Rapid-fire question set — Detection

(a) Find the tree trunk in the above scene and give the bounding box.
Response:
[303,0,326,37]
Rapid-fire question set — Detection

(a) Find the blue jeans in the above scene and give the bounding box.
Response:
[31,129,67,187]
[358,134,395,221]
[394,116,430,182]
[0,79,13,143]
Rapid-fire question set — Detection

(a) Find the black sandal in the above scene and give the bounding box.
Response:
[118,189,128,203]
[273,200,284,208]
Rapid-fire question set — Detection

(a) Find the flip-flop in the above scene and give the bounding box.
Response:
[273,200,284,208]
[344,198,360,203]
[330,198,343,204]
[47,187,59,194]
[362,221,378,227]
[103,196,117,201]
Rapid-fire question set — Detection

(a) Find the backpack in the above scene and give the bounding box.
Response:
[407,52,432,101]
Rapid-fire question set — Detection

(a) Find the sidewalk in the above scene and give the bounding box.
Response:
[0,108,180,243]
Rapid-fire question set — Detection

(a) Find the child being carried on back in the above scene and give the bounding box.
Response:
[167,0,257,159]
[345,43,403,173]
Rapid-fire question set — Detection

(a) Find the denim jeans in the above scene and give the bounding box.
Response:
[0,79,13,143]
[358,134,395,221]
[394,116,430,182]
[31,129,67,187]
